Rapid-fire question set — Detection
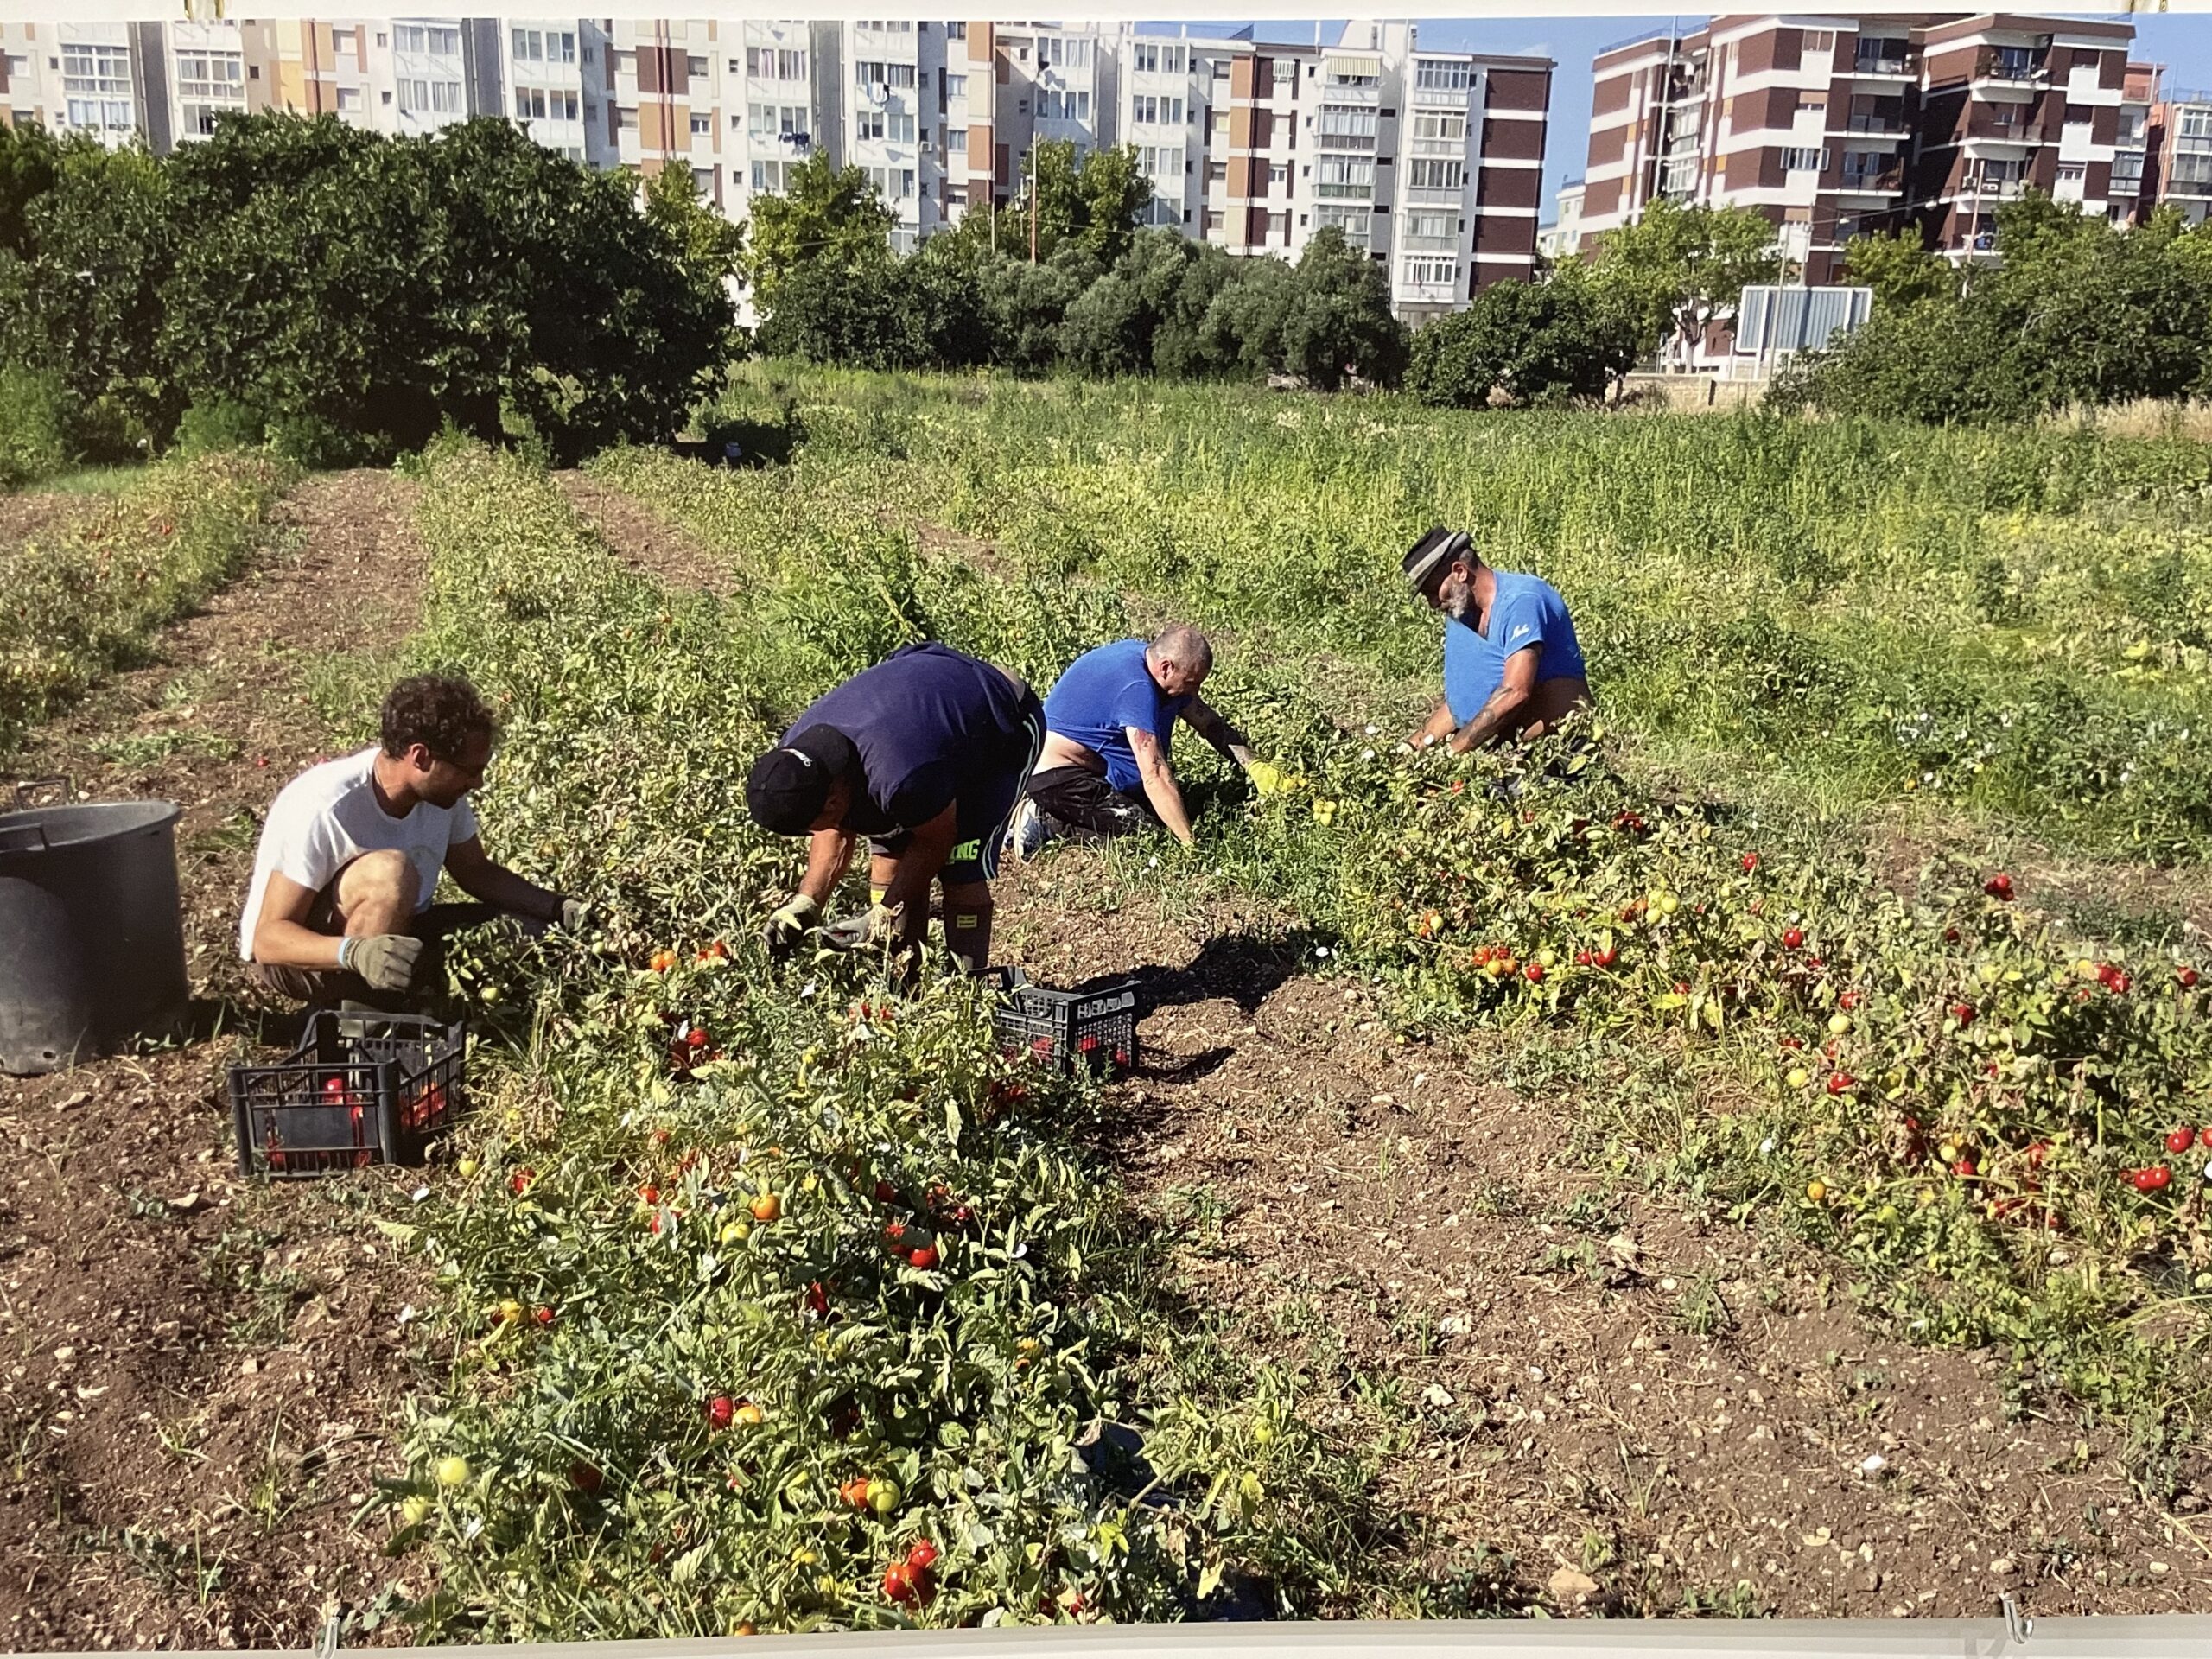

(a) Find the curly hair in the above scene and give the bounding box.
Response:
[380,674,497,762]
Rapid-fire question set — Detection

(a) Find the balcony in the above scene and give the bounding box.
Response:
[1976,50,2049,86]
[1850,53,1914,78]
[1834,166,1903,194]
[1840,113,1905,137]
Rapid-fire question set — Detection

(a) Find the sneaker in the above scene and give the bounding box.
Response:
[1005,797,1049,863]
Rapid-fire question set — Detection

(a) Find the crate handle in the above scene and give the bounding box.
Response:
[10,776,70,811]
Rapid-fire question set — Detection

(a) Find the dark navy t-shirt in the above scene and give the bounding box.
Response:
[781,643,1029,836]
[1042,638,1188,794]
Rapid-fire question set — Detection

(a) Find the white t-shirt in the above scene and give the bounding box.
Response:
[238,747,480,960]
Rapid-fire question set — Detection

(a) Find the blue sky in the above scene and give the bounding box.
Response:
[1146,15,2212,221]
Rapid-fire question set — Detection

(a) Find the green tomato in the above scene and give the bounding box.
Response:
[867,1477,902,1515]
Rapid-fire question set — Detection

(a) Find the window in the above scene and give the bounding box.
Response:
[618,106,640,130]
[1039,89,1091,123]
[395,25,461,56]
[1130,95,1184,126]
[1802,30,1834,53]
[1319,105,1380,147]
[1315,206,1370,243]
[1138,145,1183,179]
[863,165,916,200]
[176,53,244,101]
[1407,212,1455,239]
[1314,156,1374,198]
[751,103,807,138]
[688,54,709,79]
[748,47,807,81]
[1408,111,1465,143]
[2181,108,2212,141]
[1040,38,1092,71]
[1274,59,1299,84]
[336,86,362,112]
[856,108,916,143]
[516,87,546,119]
[855,60,918,91]
[949,22,967,41]
[1406,157,1463,191]
[1402,256,1459,288]
[1267,210,1288,240]
[1324,59,1377,88]
[1413,59,1471,92]
[692,167,715,194]
[1204,208,1224,233]
[1779,146,1827,173]
[1132,43,1185,75]
[512,29,541,61]
[1206,161,1227,184]
[752,158,791,192]
[1268,163,1287,188]
[948,125,967,153]
[947,74,967,100]
[690,112,712,136]
[2056,162,2086,182]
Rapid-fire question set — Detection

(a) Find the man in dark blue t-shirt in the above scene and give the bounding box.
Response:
[1011,626,1279,858]
[744,642,1044,975]
[1402,527,1591,753]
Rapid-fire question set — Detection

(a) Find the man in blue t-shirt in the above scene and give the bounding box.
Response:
[744,642,1045,975]
[1011,626,1275,858]
[1402,527,1591,753]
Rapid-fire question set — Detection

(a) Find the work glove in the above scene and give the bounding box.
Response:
[1245,760,1302,799]
[823,904,899,952]
[763,894,822,961]
[343,933,425,994]
[556,896,592,933]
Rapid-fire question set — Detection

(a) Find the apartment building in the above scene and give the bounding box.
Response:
[1540,180,1586,258]
[0,16,1552,321]
[1580,14,2167,276]
[2141,75,2212,229]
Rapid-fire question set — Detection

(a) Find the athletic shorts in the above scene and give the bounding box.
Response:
[245,878,539,1007]
[868,692,1046,886]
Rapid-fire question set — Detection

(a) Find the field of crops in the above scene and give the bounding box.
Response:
[7,375,2212,1639]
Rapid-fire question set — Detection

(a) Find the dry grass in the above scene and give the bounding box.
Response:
[2054,397,2212,441]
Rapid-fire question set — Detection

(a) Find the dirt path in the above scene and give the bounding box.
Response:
[554,470,736,598]
[995,857,2212,1620]
[0,471,434,1651]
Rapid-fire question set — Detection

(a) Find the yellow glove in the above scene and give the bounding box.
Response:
[1246,760,1300,799]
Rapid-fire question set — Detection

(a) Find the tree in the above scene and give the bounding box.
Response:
[1404,280,1638,409]
[1840,227,1958,311]
[754,254,920,369]
[744,153,896,305]
[1275,226,1407,391]
[645,162,748,293]
[1588,200,1782,368]
[1026,139,1150,263]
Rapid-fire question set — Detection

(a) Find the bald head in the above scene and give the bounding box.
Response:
[1147,626,1213,697]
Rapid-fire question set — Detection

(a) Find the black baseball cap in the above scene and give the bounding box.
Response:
[745,725,859,836]
[1403,527,1472,597]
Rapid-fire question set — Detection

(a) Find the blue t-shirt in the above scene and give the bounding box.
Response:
[1442,571,1587,724]
[782,642,1030,836]
[1042,639,1189,794]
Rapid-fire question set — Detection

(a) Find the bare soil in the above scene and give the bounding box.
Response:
[995,855,2212,1619]
[554,470,737,598]
[0,472,434,1650]
[0,493,81,550]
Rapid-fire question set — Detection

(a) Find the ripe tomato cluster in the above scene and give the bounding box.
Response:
[883,1536,938,1605]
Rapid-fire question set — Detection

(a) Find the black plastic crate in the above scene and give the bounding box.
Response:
[989,969,1141,1077]
[228,1011,466,1178]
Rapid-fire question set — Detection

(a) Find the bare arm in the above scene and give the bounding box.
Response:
[878,804,958,946]
[1184,695,1257,769]
[1129,726,1196,846]
[796,827,860,907]
[251,873,348,970]
[1414,701,1459,749]
[1447,647,1540,754]
[445,836,562,922]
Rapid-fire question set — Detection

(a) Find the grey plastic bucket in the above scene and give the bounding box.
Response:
[0,801,189,1075]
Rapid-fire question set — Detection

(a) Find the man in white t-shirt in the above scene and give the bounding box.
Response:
[240,674,584,1006]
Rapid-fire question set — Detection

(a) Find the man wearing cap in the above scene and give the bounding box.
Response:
[1402,527,1590,754]
[1007,625,1284,859]
[746,642,1045,975]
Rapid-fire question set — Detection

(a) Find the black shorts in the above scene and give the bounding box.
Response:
[868,694,1046,885]
[246,900,537,1007]
[1025,766,1161,840]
